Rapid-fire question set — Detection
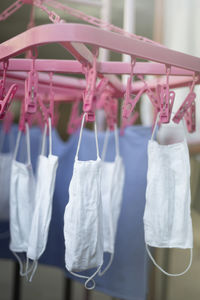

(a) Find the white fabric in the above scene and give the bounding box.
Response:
[64,113,103,289]
[9,123,35,274]
[143,114,193,276]
[99,124,125,275]
[27,118,58,281]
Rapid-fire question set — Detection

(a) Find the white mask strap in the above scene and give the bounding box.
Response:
[98,253,114,276]
[25,123,31,165]
[146,244,193,276]
[114,124,120,157]
[48,117,52,156]
[75,113,100,160]
[101,124,119,161]
[69,264,102,290]
[41,123,47,156]
[12,251,27,276]
[101,127,110,161]
[26,259,38,282]
[13,130,22,160]
[151,113,160,141]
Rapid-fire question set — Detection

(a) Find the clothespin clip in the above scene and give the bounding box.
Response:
[37,75,54,126]
[0,60,18,119]
[24,48,38,114]
[159,66,175,123]
[173,73,196,132]
[99,89,118,131]
[82,48,98,122]
[19,100,31,132]
[67,99,82,134]
[122,59,147,119]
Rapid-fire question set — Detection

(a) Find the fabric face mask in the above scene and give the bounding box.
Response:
[99,125,125,276]
[9,123,35,275]
[143,114,193,276]
[27,118,58,282]
[64,113,103,289]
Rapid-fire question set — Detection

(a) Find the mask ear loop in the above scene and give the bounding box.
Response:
[40,122,47,156]
[75,112,100,161]
[146,245,193,276]
[69,264,102,290]
[48,117,52,156]
[101,123,120,162]
[25,122,31,165]
[101,127,110,161]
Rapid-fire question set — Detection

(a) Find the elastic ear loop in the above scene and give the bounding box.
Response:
[98,253,114,276]
[101,127,109,161]
[146,245,193,276]
[48,117,52,156]
[69,264,102,290]
[40,122,47,156]
[12,251,31,277]
[75,113,100,161]
[25,258,38,282]
[101,124,120,162]
[25,122,31,165]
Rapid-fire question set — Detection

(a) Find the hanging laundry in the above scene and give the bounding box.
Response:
[143,113,193,276]
[9,122,36,275]
[26,117,58,281]
[99,124,125,275]
[64,113,103,289]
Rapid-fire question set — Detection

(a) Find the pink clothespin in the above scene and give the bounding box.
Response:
[37,72,54,125]
[67,99,82,134]
[173,73,196,132]
[19,101,31,132]
[122,60,147,119]
[82,48,98,122]
[159,66,175,123]
[0,60,18,119]
[101,90,118,131]
[24,48,38,114]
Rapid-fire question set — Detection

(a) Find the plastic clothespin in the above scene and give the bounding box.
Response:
[122,60,147,119]
[100,90,118,131]
[173,73,197,132]
[37,72,54,126]
[24,48,38,114]
[0,60,18,119]
[19,101,31,132]
[82,48,99,122]
[67,99,82,134]
[159,66,175,123]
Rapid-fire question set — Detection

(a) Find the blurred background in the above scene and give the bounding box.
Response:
[1,0,200,300]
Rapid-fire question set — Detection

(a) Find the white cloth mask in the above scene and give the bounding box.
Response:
[27,118,58,282]
[9,123,35,275]
[143,113,193,276]
[64,113,103,289]
[99,125,125,276]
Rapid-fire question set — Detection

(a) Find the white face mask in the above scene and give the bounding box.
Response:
[64,113,103,290]
[0,130,13,222]
[26,118,58,282]
[143,114,193,276]
[99,125,125,276]
[9,123,35,275]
